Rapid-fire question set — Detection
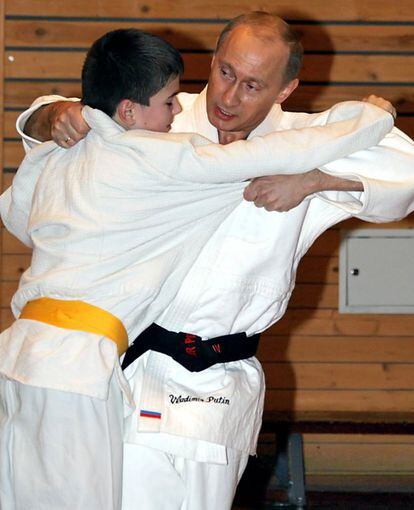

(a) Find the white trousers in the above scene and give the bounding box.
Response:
[0,376,123,510]
[122,442,249,510]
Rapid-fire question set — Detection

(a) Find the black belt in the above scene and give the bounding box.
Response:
[122,323,260,372]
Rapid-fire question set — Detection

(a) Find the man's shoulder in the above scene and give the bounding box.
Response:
[172,92,202,133]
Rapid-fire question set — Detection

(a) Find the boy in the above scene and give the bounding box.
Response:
[0,28,392,509]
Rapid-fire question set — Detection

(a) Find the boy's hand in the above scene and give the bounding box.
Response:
[49,101,90,148]
[363,95,397,119]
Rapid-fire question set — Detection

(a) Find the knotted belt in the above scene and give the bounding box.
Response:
[20,297,129,356]
[122,323,260,372]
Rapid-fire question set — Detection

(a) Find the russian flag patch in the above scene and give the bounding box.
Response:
[140,409,162,419]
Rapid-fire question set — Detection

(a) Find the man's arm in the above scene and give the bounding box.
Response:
[23,101,89,147]
[244,169,363,211]
[243,95,396,212]
[245,126,414,222]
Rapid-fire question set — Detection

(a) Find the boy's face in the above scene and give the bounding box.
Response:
[131,76,181,132]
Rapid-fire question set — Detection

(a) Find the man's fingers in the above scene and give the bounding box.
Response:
[243,183,258,201]
[52,123,88,147]
[50,102,90,147]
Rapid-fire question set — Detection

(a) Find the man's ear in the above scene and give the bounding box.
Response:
[275,78,299,105]
[210,54,216,70]
[116,99,140,128]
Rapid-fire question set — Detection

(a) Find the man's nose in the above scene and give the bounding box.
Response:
[222,84,239,107]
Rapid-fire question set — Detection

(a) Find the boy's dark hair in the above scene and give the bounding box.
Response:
[82,28,184,116]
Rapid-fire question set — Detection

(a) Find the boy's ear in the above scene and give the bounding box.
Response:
[116,99,141,128]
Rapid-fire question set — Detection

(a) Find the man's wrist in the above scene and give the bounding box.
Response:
[308,169,364,193]
[302,169,323,195]
[23,104,51,141]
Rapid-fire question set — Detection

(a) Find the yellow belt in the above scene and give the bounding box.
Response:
[20,297,128,356]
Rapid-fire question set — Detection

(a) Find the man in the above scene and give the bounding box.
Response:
[2,25,395,510]
[17,12,414,510]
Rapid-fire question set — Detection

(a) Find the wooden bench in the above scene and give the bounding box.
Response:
[260,411,414,509]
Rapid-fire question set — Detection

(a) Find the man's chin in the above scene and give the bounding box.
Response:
[210,115,239,132]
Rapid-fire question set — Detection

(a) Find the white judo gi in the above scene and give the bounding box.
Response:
[120,89,414,510]
[1,100,392,510]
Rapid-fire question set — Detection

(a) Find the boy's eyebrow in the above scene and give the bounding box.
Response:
[168,90,180,99]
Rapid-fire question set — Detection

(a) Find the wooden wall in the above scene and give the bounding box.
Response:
[2,0,414,491]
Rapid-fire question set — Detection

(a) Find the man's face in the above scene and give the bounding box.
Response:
[206,26,298,138]
[131,76,181,132]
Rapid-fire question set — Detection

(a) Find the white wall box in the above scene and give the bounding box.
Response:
[339,229,414,314]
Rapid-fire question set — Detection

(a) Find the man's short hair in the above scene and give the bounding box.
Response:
[82,28,184,116]
[215,11,303,85]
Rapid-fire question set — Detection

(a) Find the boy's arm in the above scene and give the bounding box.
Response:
[0,142,57,247]
[111,100,393,183]
[20,96,391,194]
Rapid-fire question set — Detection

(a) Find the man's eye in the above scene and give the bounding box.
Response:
[220,67,231,78]
[246,83,257,91]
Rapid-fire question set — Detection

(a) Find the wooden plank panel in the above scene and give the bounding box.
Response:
[4,81,82,109]
[307,230,340,256]
[2,172,13,191]
[2,228,32,254]
[268,309,414,337]
[6,20,222,50]
[296,256,338,284]
[1,308,14,330]
[263,362,414,390]
[5,50,87,80]
[300,54,414,83]
[306,433,414,445]
[2,280,18,304]
[1,0,5,310]
[4,110,19,138]
[289,283,338,309]
[6,82,414,113]
[284,86,414,114]
[5,51,414,83]
[264,389,414,413]
[6,0,414,21]
[307,473,414,492]
[6,20,414,53]
[257,336,414,363]
[305,218,414,258]
[305,439,414,473]
[3,81,205,109]
[2,254,30,280]
[259,434,414,478]
[343,214,414,230]
[4,140,24,168]
[4,51,210,80]
[395,117,414,139]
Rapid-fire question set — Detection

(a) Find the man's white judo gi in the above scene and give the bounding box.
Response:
[119,89,414,510]
[0,101,393,510]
